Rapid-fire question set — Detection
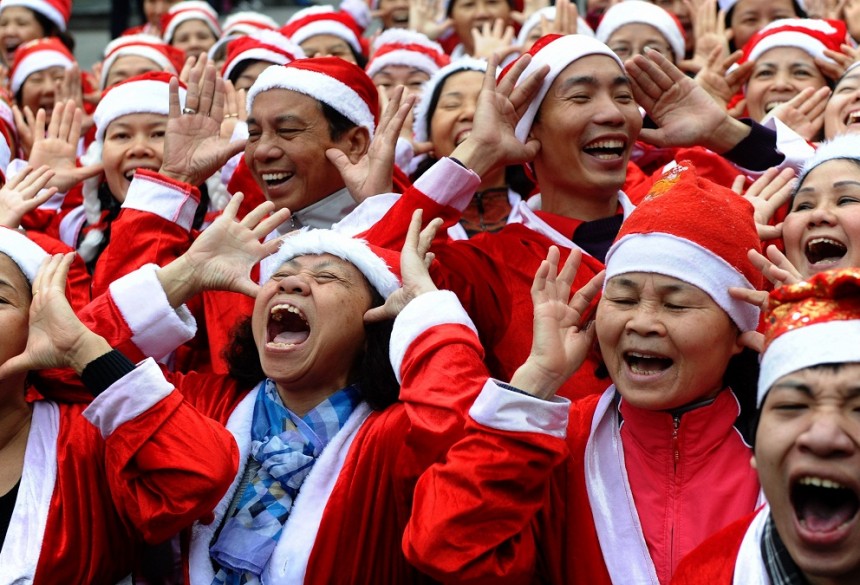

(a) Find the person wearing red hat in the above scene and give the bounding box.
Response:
[162,0,221,59]
[672,268,860,585]
[281,6,367,67]
[9,36,73,119]
[0,0,70,64]
[121,0,180,37]
[597,0,687,64]
[397,162,765,585]
[99,34,187,90]
[221,30,304,92]
[720,0,804,52]
[446,0,516,58]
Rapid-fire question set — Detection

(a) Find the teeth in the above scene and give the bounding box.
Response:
[586,139,624,149]
[799,476,846,489]
[267,341,297,348]
[846,111,860,125]
[810,237,843,247]
[270,303,304,321]
[262,172,290,181]
[764,101,786,113]
[628,352,660,358]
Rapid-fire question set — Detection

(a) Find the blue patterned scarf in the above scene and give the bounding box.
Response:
[209,379,360,585]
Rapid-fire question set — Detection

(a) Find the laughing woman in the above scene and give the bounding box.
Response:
[399,164,766,585]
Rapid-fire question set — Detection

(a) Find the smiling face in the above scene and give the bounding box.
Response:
[450,0,511,54]
[596,272,743,411]
[651,0,693,51]
[103,55,163,89]
[246,89,356,213]
[0,6,43,64]
[824,70,860,140]
[529,55,643,205]
[746,47,827,122]
[428,69,482,159]
[379,0,410,29]
[170,19,217,58]
[783,160,860,278]
[729,0,798,51]
[755,363,860,585]
[102,112,167,201]
[18,65,65,117]
[372,65,431,101]
[0,254,30,371]
[299,34,358,64]
[606,22,676,63]
[251,253,373,397]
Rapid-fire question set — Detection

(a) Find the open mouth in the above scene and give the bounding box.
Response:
[267,303,310,348]
[390,10,409,25]
[583,139,626,161]
[792,476,859,534]
[123,165,160,181]
[4,38,20,53]
[844,111,860,127]
[805,237,847,266]
[623,351,672,375]
[261,171,293,188]
[454,128,471,146]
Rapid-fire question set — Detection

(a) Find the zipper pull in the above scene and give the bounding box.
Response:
[672,415,680,472]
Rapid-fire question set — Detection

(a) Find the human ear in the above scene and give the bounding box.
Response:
[341,126,371,164]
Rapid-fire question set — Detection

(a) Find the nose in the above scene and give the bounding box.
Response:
[252,135,284,164]
[807,203,837,227]
[278,274,311,296]
[771,70,795,91]
[128,135,154,157]
[797,410,856,458]
[458,99,477,122]
[592,93,626,126]
[624,303,667,337]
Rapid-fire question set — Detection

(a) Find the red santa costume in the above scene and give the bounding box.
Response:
[672,267,860,584]
[400,164,765,584]
[0,228,238,584]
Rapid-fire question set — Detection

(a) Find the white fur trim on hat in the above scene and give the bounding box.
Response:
[758,320,860,405]
[366,50,442,79]
[514,35,623,143]
[223,47,291,79]
[0,228,48,283]
[10,49,72,93]
[0,0,66,31]
[93,79,186,143]
[247,65,376,138]
[798,134,860,185]
[596,1,685,62]
[101,46,175,91]
[413,57,487,144]
[747,30,832,64]
[287,18,362,53]
[263,229,400,298]
[517,7,595,46]
[163,1,221,43]
[605,232,760,331]
[222,11,278,36]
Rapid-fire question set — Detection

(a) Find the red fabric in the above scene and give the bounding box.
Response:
[25,230,91,311]
[27,387,236,583]
[670,513,757,585]
[621,390,761,583]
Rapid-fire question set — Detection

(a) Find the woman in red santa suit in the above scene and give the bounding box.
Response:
[398,163,766,585]
[0,230,238,584]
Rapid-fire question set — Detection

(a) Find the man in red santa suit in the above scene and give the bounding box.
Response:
[672,268,860,585]
[393,163,767,584]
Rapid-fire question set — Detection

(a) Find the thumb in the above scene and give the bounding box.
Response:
[636,128,668,147]
[412,141,434,155]
[72,162,105,182]
[738,330,764,353]
[364,303,396,324]
[229,278,261,298]
[325,148,353,176]
[0,353,34,381]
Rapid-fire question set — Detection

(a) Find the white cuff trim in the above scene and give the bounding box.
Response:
[333,192,400,236]
[123,173,199,231]
[109,264,197,361]
[413,157,481,211]
[83,358,174,437]
[389,290,476,384]
[469,379,570,439]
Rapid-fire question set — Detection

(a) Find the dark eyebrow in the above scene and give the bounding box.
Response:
[246,115,306,126]
[770,381,813,396]
[559,75,631,91]
[834,180,860,189]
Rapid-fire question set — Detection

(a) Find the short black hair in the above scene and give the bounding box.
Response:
[320,101,359,141]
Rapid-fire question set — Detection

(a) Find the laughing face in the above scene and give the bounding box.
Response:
[824,69,860,140]
[755,363,860,584]
[783,160,860,278]
[102,113,167,201]
[746,47,827,123]
[251,254,373,400]
[596,272,743,411]
[529,55,643,208]
[429,69,483,159]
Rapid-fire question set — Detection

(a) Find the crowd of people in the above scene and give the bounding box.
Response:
[0,0,859,582]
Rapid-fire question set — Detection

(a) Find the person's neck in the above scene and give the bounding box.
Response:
[0,381,32,494]
[539,184,619,221]
[476,169,506,194]
[273,380,347,418]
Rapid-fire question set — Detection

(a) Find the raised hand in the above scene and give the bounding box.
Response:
[156,193,291,306]
[409,0,453,40]
[679,0,730,74]
[471,18,518,62]
[545,0,579,35]
[510,247,603,400]
[732,166,795,240]
[160,55,247,186]
[511,0,550,24]
[27,100,104,192]
[365,209,442,322]
[765,86,830,141]
[220,79,246,140]
[0,253,112,380]
[450,54,549,177]
[694,47,753,109]
[326,85,417,202]
[12,104,36,158]
[0,165,58,228]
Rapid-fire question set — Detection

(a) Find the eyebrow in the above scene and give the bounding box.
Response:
[609,277,689,294]
[246,114,306,126]
[834,180,860,189]
[561,75,630,89]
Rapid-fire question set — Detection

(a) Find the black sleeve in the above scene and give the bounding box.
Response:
[80,350,137,396]
[720,119,786,171]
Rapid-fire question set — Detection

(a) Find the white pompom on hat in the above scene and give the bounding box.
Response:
[281,6,364,55]
[595,0,686,62]
[247,57,379,138]
[0,0,70,31]
[161,0,222,44]
[262,228,401,299]
[9,37,74,94]
[365,29,449,79]
[0,227,48,284]
[412,57,487,145]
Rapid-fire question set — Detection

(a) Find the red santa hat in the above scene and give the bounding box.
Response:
[797,133,860,187]
[0,227,49,284]
[718,0,805,15]
[595,0,686,62]
[280,6,364,55]
[93,71,187,144]
[100,34,186,91]
[366,29,449,79]
[246,57,378,138]
[221,30,305,80]
[758,268,860,405]
[222,11,278,36]
[161,0,222,44]
[605,162,763,332]
[742,18,847,65]
[499,34,622,143]
[262,228,401,299]
[413,57,486,144]
[10,37,74,94]
[517,6,595,46]
[0,0,70,31]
